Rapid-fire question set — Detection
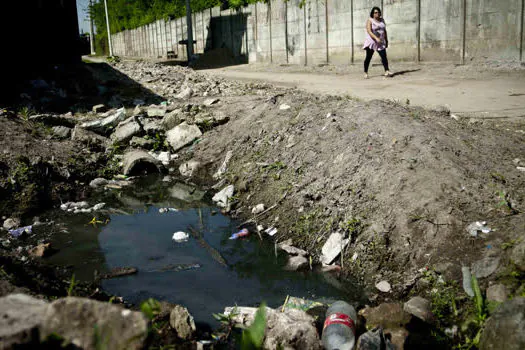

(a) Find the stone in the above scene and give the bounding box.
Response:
[28,243,53,258]
[111,117,142,143]
[157,151,171,165]
[130,136,155,150]
[225,306,321,350]
[278,239,308,256]
[100,267,138,279]
[80,107,127,134]
[29,114,76,127]
[179,160,202,177]
[376,281,392,293]
[71,125,109,148]
[166,122,202,152]
[138,117,162,135]
[404,296,434,323]
[356,328,396,350]
[89,177,109,188]
[280,104,291,110]
[203,98,220,106]
[486,284,508,303]
[251,204,265,215]
[213,150,233,180]
[214,111,230,125]
[52,126,72,138]
[41,297,148,350]
[169,305,196,340]
[321,232,349,265]
[359,303,411,329]
[122,150,162,176]
[92,104,108,113]
[3,218,20,230]
[510,241,525,271]
[212,185,235,209]
[169,183,206,202]
[0,294,48,348]
[194,113,215,128]
[147,105,167,117]
[285,255,309,271]
[176,87,193,99]
[161,109,182,130]
[479,297,525,350]
[471,256,500,278]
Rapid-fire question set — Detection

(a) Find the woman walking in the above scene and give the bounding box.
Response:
[363,7,391,78]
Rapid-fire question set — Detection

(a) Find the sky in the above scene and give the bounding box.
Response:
[77,0,91,34]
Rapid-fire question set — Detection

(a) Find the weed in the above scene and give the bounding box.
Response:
[18,106,35,121]
[339,217,365,239]
[268,161,286,171]
[496,191,518,214]
[140,298,161,320]
[241,302,267,350]
[501,238,521,250]
[67,274,78,296]
[491,173,506,183]
[151,133,168,151]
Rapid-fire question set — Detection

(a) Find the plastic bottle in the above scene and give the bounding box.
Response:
[322,301,357,350]
[228,228,249,240]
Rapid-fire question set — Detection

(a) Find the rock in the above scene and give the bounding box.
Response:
[0,294,48,348]
[214,111,230,125]
[100,267,138,279]
[403,296,434,323]
[111,117,142,143]
[486,284,508,303]
[166,122,202,151]
[321,232,349,265]
[28,243,53,258]
[169,183,206,202]
[203,98,220,106]
[80,107,127,134]
[147,105,167,117]
[169,305,196,340]
[92,104,108,113]
[161,109,182,130]
[3,218,20,230]
[92,203,105,211]
[278,239,308,256]
[251,204,265,214]
[29,114,76,127]
[359,303,411,329]
[462,266,475,297]
[479,297,525,350]
[52,126,72,139]
[41,297,148,350]
[138,117,162,135]
[194,113,216,129]
[122,150,162,176]
[213,150,233,180]
[130,136,155,149]
[225,306,321,350]
[89,177,109,188]
[212,185,235,209]
[280,104,291,110]
[285,255,309,271]
[176,87,193,99]
[71,125,109,148]
[179,160,202,177]
[157,151,171,165]
[471,256,500,278]
[376,281,392,293]
[356,327,395,350]
[510,240,525,271]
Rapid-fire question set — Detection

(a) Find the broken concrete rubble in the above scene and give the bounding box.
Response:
[166,122,202,151]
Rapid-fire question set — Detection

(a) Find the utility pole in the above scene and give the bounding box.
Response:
[89,0,96,55]
[104,0,114,56]
[185,0,194,63]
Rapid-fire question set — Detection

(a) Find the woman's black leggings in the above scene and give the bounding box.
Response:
[364,48,389,73]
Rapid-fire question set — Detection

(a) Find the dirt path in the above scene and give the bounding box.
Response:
[203,62,525,120]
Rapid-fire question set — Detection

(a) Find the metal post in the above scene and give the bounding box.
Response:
[351,0,354,64]
[520,0,524,62]
[186,0,194,61]
[285,0,289,63]
[304,1,307,66]
[103,0,113,56]
[88,0,95,55]
[416,0,421,62]
[269,1,273,63]
[325,0,329,63]
[460,0,466,65]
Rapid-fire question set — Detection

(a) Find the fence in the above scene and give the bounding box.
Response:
[112,0,525,64]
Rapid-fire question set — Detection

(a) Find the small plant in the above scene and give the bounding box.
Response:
[151,133,168,152]
[268,161,286,171]
[140,298,161,320]
[18,106,35,121]
[67,274,78,296]
[240,302,267,350]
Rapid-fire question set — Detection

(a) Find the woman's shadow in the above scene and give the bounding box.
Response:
[390,69,421,77]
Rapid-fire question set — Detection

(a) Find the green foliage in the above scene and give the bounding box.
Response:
[140,298,162,320]
[241,303,267,350]
[67,274,78,297]
[471,275,486,322]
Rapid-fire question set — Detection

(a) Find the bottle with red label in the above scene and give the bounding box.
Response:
[322,300,357,350]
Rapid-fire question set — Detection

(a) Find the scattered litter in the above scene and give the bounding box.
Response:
[517,166,525,172]
[172,231,190,242]
[9,225,32,238]
[280,104,291,110]
[159,207,178,213]
[351,253,358,262]
[251,204,265,215]
[229,228,249,240]
[357,327,395,350]
[265,227,278,237]
[257,225,264,232]
[450,114,459,121]
[461,266,475,297]
[375,280,392,293]
[466,221,492,237]
[92,203,106,211]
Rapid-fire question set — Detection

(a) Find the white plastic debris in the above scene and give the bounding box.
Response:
[517,166,525,172]
[265,227,278,237]
[172,231,189,242]
[466,221,491,237]
[279,104,291,110]
[251,204,265,215]
[462,266,475,297]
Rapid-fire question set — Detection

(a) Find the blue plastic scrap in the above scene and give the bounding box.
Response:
[8,225,32,238]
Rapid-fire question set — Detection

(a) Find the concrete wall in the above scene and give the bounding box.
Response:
[112,0,525,64]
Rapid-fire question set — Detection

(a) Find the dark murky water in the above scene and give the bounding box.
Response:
[46,176,362,325]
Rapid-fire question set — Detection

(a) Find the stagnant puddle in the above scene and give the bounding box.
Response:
[46,175,363,325]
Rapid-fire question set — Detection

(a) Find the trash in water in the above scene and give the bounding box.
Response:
[466,221,491,237]
[265,227,278,237]
[9,225,32,238]
[229,228,249,240]
[159,207,179,213]
[172,231,190,242]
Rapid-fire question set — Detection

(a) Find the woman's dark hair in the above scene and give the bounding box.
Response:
[370,7,382,18]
